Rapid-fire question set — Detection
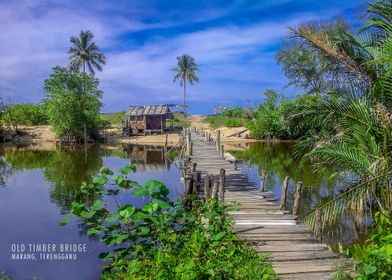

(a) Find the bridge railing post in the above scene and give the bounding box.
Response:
[259,170,266,192]
[211,180,219,199]
[216,130,221,154]
[219,169,226,202]
[315,208,323,242]
[279,176,289,210]
[292,181,303,216]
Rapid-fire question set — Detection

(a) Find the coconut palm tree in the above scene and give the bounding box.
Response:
[286,0,392,229]
[68,30,106,74]
[172,54,199,116]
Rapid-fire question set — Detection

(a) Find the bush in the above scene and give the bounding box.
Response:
[222,107,245,118]
[43,67,103,141]
[60,165,276,279]
[2,103,47,128]
[224,118,243,127]
[348,212,392,279]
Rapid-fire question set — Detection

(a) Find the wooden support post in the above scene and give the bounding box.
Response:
[220,144,224,158]
[204,174,211,199]
[192,162,197,172]
[279,176,289,210]
[219,169,226,202]
[164,133,168,154]
[186,134,192,156]
[292,181,303,216]
[216,130,221,154]
[315,208,322,242]
[233,159,237,170]
[211,180,219,199]
[259,170,266,192]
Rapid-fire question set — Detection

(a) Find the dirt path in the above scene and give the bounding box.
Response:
[188,115,252,141]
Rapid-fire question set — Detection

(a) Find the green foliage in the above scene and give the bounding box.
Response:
[166,112,191,129]
[221,107,245,118]
[1,103,47,128]
[43,66,103,141]
[283,0,392,233]
[276,19,348,95]
[247,89,288,139]
[100,112,125,126]
[0,272,12,280]
[61,165,276,279]
[224,118,243,127]
[205,107,245,129]
[339,212,392,280]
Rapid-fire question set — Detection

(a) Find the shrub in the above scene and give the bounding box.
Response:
[224,118,243,127]
[222,107,245,118]
[2,103,47,128]
[349,212,392,279]
[60,165,276,279]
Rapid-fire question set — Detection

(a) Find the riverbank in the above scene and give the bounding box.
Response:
[1,115,295,148]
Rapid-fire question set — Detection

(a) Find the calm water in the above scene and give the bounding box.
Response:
[230,142,372,250]
[0,142,370,279]
[0,144,183,280]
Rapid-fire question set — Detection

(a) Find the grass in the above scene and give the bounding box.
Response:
[100,112,125,126]
[166,112,191,129]
[204,114,244,129]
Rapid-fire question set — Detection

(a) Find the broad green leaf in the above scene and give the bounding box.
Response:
[137,227,150,236]
[118,205,135,219]
[105,213,120,222]
[80,210,95,219]
[131,187,150,197]
[100,167,113,176]
[93,175,108,185]
[119,164,136,175]
[59,214,72,226]
[144,180,165,191]
[213,232,226,240]
[92,199,104,210]
[364,264,376,275]
[87,228,101,235]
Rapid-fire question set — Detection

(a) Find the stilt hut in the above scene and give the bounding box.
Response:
[124,105,172,136]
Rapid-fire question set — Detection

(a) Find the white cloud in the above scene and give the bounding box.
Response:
[0,0,346,112]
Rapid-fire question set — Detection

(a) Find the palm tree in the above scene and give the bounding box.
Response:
[172,54,199,116]
[68,30,106,74]
[285,0,392,229]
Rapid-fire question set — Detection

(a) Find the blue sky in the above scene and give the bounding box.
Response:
[0,0,366,114]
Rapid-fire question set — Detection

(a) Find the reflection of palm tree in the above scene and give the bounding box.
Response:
[172,54,199,116]
[286,1,392,228]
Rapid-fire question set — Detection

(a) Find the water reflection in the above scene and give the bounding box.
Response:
[230,142,370,249]
[0,144,182,280]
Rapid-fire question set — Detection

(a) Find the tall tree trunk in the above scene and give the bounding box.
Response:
[82,61,87,144]
[183,78,187,116]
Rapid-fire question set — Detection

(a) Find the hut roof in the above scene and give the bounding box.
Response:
[126,105,170,116]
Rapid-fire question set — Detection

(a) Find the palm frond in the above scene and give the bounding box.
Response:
[302,172,392,231]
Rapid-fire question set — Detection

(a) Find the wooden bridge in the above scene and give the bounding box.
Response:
[181,129,352,280]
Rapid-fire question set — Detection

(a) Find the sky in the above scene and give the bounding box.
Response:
[0,0,367,114]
